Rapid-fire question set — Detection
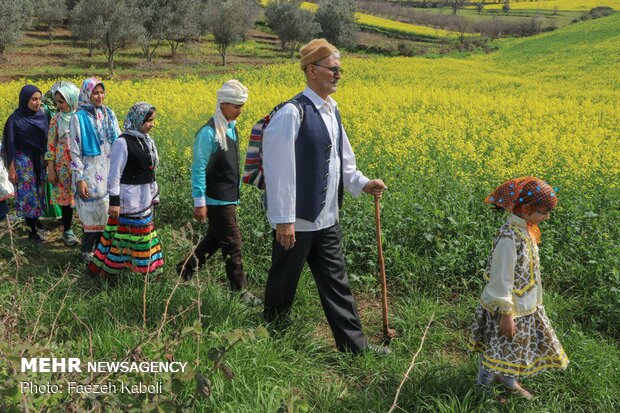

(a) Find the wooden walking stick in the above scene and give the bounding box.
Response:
[374,194,396,344]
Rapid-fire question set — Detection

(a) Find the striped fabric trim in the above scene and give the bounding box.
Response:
[89,215,164,277]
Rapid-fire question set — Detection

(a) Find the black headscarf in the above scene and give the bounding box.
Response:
[1,85,49,183]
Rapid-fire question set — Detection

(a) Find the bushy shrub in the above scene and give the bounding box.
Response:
[573,6,616,22]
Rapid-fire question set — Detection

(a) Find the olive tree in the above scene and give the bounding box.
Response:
[139,0,169,63]
[315,0,358,49]
[165,0,201,56]
[0,0,27,57]
[447,0,466,15]
[35,0,68,44]
[203,0,259,66]
[265,0,320,57]
[72,0,145,75]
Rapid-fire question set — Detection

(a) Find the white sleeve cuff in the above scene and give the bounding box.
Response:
[268,215,296,225]
[348,175,370,197]
[194,197,206,207]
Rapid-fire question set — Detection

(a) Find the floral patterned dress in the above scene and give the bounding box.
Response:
[45,115,75,206]
[468,214,569,379]
[14,151,46,219]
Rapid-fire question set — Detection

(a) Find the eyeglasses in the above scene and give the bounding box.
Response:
[312,63,344,75]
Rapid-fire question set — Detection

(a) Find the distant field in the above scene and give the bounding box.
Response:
[264,1,468,39]
[481,0,620,10]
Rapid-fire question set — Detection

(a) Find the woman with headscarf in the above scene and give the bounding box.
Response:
[1,85,49,243]
[69,77,121,262]
[45,82,81,246]
[88,102,163,279]
[176,79,261,306]
[41,81,73,221]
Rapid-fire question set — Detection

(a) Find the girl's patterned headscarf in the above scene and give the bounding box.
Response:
[485,176,558,244]
[43,81,72,120]
[78,77,104,111]
[123,102,158,170]
[124,102,154,135]
[56,82,80,123]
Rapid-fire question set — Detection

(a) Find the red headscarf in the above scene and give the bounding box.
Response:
[484,176,558,244]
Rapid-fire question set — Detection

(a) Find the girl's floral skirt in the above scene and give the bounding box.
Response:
[14,151,45,219]
[468,304,569,379]
[88,213,164,278]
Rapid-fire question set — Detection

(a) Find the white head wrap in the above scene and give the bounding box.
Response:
[214,79,248,151]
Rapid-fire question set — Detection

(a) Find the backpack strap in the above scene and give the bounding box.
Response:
[270,98,304,120]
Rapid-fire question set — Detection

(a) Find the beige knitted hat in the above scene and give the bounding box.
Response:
[300,39,338,71]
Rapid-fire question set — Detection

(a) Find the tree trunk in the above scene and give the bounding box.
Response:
[169,40,181,57]
[143,40,161,63]
[218,44,227,66]
[107,50,114,76]
[143,46,153,63]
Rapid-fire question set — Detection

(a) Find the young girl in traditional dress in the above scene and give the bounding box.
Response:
[69,78,121,261]
[469,176,569,401]
[42,81,74,220]
[45,82,80,246]
[88,102,164,278]
[1,85,49,243]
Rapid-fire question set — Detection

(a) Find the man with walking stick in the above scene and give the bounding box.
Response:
[262,38,389,354]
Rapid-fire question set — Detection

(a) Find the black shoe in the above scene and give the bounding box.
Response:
[28,231,45,245]
[176,260,195,281]
[365,344,391,355]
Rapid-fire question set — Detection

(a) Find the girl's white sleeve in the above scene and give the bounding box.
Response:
[481,236,516,315]
[69,115,85,181]
[107,138,127,199]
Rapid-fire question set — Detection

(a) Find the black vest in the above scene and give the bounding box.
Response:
[293,94,344,222]
[119,134,156,185]
[204,118,240,202]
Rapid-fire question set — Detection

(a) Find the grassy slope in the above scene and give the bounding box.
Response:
[1,14,620,413]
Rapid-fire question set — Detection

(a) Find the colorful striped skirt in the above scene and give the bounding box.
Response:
[88,213,164,278]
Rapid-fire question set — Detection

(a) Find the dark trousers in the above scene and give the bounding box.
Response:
[263,223,368,353]
[61,205,73,232]
[82,231,102,253]
[185,205,247,290]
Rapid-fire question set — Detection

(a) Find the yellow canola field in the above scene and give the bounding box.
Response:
[1,50,616,194]
[483,0,620,11]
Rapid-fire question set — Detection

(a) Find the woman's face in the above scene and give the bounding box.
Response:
[54,92,70,113]
[90,84,105,107]
[140,111,156,134]
[27,92,42,112]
